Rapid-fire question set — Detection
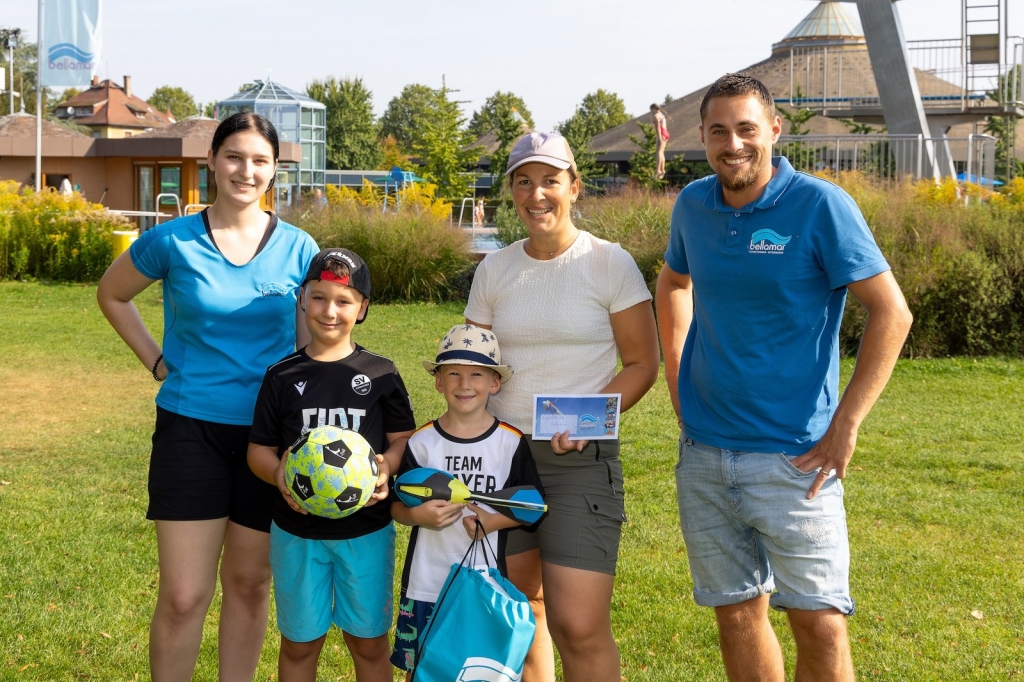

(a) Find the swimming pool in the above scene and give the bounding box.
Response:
[471,232,502,253]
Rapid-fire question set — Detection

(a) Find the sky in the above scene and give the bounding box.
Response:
[3,0,1022,130]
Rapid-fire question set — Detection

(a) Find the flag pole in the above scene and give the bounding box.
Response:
[35,0,44,192]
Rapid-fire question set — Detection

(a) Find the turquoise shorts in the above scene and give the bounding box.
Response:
[269,522,396,642]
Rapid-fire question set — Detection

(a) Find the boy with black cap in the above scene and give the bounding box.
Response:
[248,247,416,681]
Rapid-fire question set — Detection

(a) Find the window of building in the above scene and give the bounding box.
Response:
[198,165,209,204]
[159,166,181,206]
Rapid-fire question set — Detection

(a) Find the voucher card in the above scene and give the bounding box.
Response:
[531,394,621,441]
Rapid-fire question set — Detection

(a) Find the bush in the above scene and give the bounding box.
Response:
[289,182,473,303]
[0,181,128,281]
[493,186,674,294]
[826,173,1024,357]
[494,202,525,247]
[577,186,675,294]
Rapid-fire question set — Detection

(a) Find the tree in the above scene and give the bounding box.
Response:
[555,114,602,186]
[984,65,1022,182]
[413,79,481,200]
[307,76,382,170]
[555,90,630,185]
[556,89,630,142]
[838,118,879,135]
[467,91,535,139]
[59,87,81,102]
[628,122,663,190]
[377,135,411,170]
[0,31,56,116]
[487,101,531,186]
[779,105,815,136]
[202,102,217,118]
[147,85,200,120]
[776,92,819,172]
[380,84,435,154]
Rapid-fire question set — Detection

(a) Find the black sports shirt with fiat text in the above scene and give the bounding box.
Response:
[249,346,416,540]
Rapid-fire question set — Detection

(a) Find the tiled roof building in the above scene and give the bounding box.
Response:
[53,75,175,138]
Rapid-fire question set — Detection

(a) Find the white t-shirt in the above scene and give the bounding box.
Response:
[464,231,652,432]
[397,419,540,603]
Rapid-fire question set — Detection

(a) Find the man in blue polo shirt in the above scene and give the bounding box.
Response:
[656,74,912,681]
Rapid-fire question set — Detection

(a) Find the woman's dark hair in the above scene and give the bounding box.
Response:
[211,112,280,159]
[210,112,280,192]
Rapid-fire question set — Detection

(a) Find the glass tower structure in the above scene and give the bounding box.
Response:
[217,80,326,206]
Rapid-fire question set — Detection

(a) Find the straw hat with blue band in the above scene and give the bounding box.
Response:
[422,324,513,383]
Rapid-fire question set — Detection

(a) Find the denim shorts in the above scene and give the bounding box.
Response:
[269,522,395,642]
[675,437,855,614]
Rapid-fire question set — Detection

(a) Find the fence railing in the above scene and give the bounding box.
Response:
[774,134,996,183]
[779,38,1022,111]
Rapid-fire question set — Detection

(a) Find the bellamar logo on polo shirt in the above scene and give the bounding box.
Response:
[749,229,792,255]
[48,43,96,71]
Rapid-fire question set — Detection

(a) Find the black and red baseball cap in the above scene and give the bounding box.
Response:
[302,248,372,321]
[302,248,371,298]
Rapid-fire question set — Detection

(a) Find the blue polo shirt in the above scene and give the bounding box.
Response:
[130,211,318,425]
[664,157,889,454]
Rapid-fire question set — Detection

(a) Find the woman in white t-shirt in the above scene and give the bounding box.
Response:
[465,132,659,682]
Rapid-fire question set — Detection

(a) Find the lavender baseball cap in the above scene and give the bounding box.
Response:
[505,132,577,176]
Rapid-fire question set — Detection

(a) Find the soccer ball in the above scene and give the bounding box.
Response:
[285,425,380,519]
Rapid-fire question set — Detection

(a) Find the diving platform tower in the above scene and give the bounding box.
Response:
[776,0,1022,179]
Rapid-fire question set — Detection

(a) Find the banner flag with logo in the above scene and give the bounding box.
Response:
[41,0,102,86]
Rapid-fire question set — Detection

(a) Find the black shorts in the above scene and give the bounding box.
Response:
[147,406,275,532]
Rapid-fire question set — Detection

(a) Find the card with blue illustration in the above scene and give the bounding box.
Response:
[531,394,621,441]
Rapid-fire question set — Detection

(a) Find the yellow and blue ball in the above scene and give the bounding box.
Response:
[285,425,379,519]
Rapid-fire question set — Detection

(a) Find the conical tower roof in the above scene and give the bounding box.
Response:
[218,79,325,108]
[772,1,865,55]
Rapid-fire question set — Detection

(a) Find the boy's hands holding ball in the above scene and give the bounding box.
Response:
[365,454,389,508]
[274,448,307,515]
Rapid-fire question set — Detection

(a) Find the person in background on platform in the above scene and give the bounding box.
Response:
[651,103,669,179]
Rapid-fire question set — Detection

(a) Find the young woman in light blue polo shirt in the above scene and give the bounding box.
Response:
[97,112,318,681]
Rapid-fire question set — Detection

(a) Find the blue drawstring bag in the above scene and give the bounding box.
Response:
[411,522,536,682]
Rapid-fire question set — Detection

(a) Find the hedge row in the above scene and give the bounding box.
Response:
[567,176,1024,357]
[4,174,1024,357]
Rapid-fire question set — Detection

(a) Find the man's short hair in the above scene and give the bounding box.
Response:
[699,74,776,122]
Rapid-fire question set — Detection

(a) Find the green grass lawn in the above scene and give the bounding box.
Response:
[1,281,1022,681]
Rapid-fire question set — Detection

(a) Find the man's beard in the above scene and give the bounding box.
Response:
[715,148,766,193]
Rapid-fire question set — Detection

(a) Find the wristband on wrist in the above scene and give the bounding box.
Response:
[152,354,164,382]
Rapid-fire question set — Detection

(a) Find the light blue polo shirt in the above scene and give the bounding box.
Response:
[664,157,889,454]
[130,211,319,425]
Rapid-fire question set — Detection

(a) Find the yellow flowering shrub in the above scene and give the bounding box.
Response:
[0,181,129,280]
[324,179,450,219]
